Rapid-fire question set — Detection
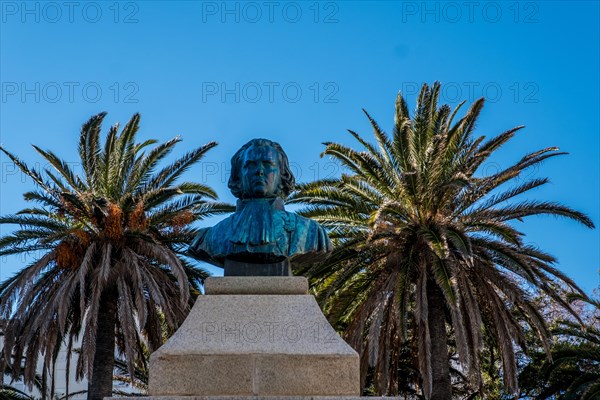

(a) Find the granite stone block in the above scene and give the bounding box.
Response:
[148,278,360,396]
[204,276,308,295]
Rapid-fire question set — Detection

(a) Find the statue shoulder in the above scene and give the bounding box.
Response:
[187,215,236,266]
[288,212,332,253]
[309,218,333,252]
[187,227,211,258]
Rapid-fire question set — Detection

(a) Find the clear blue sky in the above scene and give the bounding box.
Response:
[1,1,598,293]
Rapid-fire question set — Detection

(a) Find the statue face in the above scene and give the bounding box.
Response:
[241,144,281,198]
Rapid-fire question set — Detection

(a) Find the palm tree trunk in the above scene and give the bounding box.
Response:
[427,280,452,400]
[88,288,118,400]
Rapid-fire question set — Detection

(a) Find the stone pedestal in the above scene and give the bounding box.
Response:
[143,276,360,397]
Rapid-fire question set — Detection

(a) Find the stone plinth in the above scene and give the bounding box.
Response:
[147,277,360,397]
[204,276,307,295]
[108,397,386,400]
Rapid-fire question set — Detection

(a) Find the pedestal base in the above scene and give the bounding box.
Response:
[148,277,359,397]
[108,397,389,400]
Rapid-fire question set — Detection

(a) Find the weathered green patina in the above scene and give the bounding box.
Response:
[188,139,332,275]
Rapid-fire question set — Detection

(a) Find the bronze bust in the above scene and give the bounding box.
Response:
[188,139,332,275]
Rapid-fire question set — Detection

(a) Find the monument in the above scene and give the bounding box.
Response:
[188,138,332,275]
[111,139,360,398]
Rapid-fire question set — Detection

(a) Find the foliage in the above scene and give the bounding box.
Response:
[519,295,600,399]
[0,113,231,399]
[289,82,594,398]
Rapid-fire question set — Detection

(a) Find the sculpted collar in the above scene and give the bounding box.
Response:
[229,197,290,246]
[236,197,286,212]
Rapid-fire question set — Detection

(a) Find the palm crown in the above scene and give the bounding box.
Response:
[289,82,594,398]
[0,113,229,399]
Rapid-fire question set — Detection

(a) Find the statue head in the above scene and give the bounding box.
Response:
[228,139,295,199]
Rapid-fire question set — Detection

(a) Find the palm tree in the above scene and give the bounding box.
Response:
[519,295,600,400]
[1,385,40,400]
[289,82,595,399]
[1,362,43,400]
[542,297,600,400]
[0,113,230,400]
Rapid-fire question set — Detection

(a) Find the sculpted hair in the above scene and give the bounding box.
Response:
[228,138,295,199]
